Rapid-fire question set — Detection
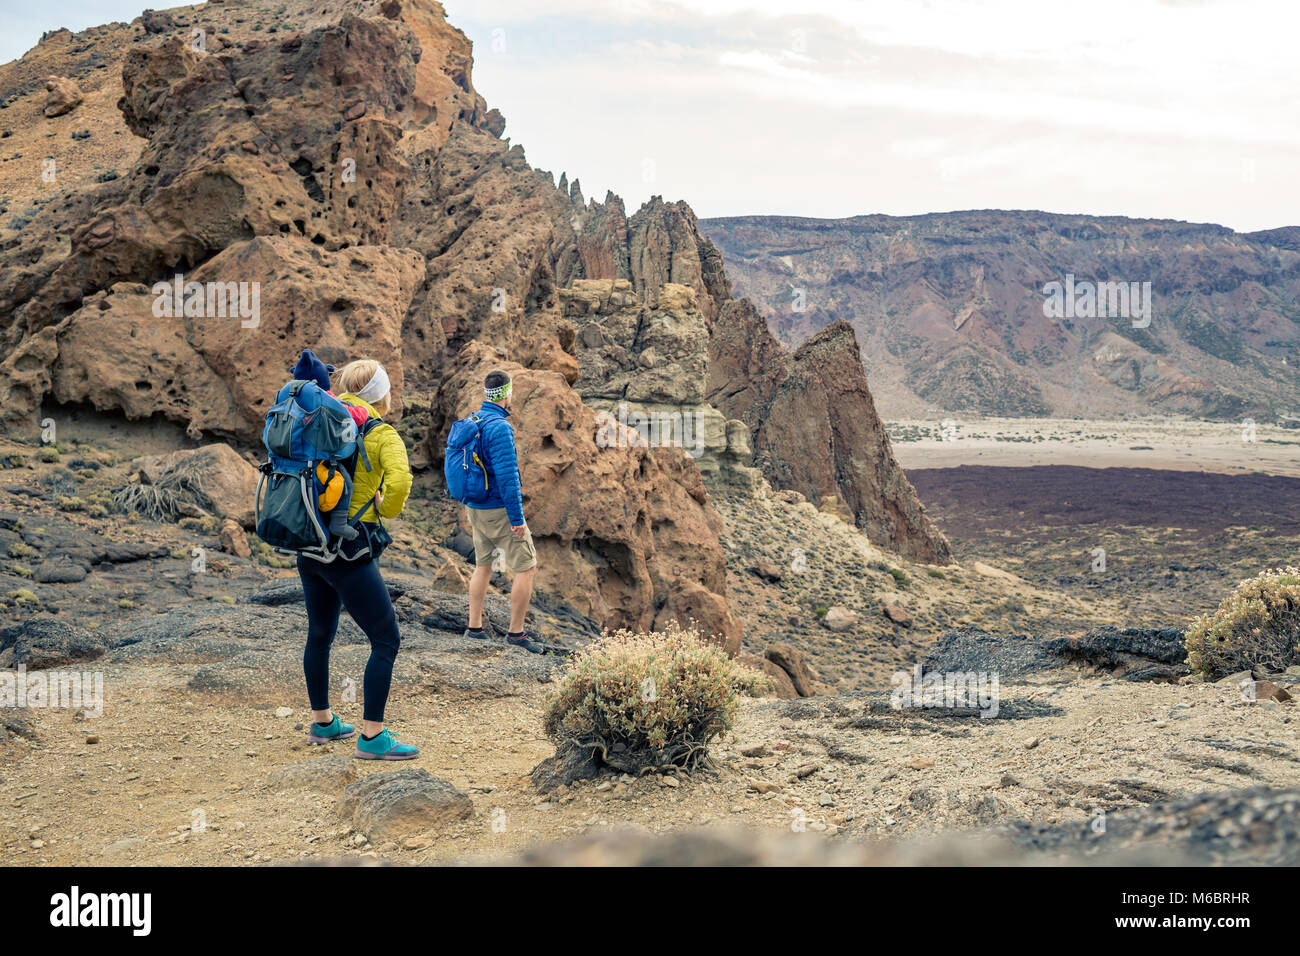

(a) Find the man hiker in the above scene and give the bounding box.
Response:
[463,370,544,653]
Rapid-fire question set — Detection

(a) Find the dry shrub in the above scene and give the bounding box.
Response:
[111,453,210,523]
[111,483,179,522]
[542,621,763,774]
[1185,567,1300,679]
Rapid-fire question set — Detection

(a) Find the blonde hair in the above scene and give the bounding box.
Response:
[335,358,391,417]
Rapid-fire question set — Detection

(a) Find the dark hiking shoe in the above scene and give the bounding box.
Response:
[507,632,547,654]
[464,627,487,640]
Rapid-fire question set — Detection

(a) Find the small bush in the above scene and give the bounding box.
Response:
[1185,567,1300,679]
[992,595,1026,615]
[112,483,179,522]
[888,567,910,588]
[542,622,751,774]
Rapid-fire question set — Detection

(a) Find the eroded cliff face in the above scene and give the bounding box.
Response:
[0,0,951,649]
[562,199,951,563]
[708,304,952,564]
[702,213,1300,420]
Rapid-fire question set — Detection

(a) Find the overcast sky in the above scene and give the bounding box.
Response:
[7,0,1298,232]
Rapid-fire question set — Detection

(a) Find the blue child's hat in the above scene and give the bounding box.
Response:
[292,348,334,391]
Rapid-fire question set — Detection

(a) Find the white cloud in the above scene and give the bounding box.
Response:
[454,0,1299,230]
[7,0,1291,231]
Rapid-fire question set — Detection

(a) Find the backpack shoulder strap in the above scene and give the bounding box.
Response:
[351,415,387,473]
[352,471,386,526]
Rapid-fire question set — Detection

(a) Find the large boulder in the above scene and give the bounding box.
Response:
[41,240,422,440]
[132,443,261,528]
[42,76,84,117]
[765,642,822,697]
[736,653,798,699]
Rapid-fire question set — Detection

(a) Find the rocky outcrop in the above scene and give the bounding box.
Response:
[428,342,742,652]
[0,8,438,427]
[0,618,106,669]
[922,625,1191,682]
[710,305,951,563]
[564,278,763,494]
[0,0,950,638]
[564,207,947,560]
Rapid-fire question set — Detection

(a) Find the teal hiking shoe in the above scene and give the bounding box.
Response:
[307,713,356,745]
[354,729,420,760]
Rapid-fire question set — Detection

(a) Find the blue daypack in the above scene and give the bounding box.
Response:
[444,413,494,505]
[255,380,370,561]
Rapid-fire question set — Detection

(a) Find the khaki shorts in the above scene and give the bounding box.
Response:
[467,506,537,573]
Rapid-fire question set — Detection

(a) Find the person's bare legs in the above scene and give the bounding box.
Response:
[510,566,535,633]
[468,564,492,629]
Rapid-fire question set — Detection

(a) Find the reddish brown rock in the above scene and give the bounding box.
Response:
[133,443,261,528]
[42,239,421,440]
[737,653,798,699]
[219,518,252,558]
[709,307,952,564]
[42,76,83,117]
[429,343,741,654]
[765,643,821,697]
[883,603,914,627]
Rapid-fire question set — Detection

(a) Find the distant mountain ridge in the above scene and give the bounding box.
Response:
[701,211,1300,420]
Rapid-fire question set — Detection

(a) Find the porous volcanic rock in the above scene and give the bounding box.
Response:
[428,342,742,653]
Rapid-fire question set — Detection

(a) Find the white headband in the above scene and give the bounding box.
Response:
[353,365,390,405]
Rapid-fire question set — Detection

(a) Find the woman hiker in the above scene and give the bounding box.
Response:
[298,356,417,759]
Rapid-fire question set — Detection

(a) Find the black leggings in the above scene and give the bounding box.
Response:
[298,555,401,723]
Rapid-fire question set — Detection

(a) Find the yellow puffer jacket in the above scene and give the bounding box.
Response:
[339,393,412,523]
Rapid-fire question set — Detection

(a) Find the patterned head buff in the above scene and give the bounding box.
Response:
[354,364,391,405]
[485,379,512,403]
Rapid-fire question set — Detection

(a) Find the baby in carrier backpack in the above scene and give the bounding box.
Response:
[292,349,369,543]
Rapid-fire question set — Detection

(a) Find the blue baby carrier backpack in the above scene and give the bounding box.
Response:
[255,380,370,562]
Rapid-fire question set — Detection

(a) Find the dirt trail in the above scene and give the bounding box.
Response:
[4,653,1297,865]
